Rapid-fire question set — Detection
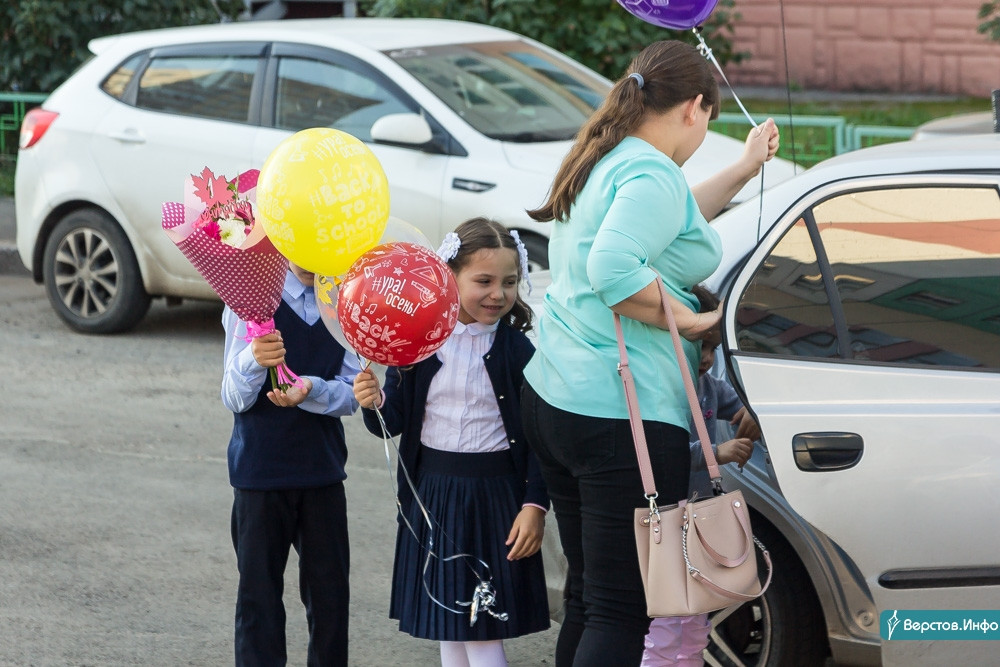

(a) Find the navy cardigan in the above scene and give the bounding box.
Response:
[361,322,549,515]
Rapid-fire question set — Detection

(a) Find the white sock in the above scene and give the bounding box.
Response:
[465,640,508,667]
[440,641,471,667]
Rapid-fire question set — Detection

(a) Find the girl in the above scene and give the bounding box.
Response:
[520,41,778,666]
[353,217,550,667]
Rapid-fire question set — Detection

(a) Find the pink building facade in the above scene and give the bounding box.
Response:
[727,0,1000,96]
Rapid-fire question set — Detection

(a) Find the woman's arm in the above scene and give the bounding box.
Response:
[691,118,779,221]
[610,278,721,341]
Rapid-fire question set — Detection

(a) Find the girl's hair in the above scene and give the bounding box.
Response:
[691,284,720,314]
[446,217,533,333]
[528,41,720,223]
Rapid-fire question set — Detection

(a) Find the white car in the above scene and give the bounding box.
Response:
[911,111,994,140]
[532,134,1000,666]
[15,17,795,333]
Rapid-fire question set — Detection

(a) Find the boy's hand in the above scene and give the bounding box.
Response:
[267,377,313,408]
[353,368,382,409]
[251,332,285,368]
[506,506,545,561]
[717,438,754,466]
[731,407,762,441]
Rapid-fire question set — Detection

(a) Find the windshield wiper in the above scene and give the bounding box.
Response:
[493,129,577,142]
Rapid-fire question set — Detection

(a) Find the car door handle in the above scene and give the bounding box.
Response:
[107,129,146,144]
[792,432,864,471]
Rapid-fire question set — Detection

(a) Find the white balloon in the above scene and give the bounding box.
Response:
[314,273,356,355]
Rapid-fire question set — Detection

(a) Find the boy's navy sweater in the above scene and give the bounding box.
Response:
[362,322,549,514]
[228,300,348,490]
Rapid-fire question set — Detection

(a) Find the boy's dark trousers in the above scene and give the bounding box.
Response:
[231,484,350,667]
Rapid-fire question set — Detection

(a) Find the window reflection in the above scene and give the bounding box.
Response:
[137,56,256,122]
[737,219,840,358]
[387,41,607,142]
[274,58,409,141]
[738,186,1000,370]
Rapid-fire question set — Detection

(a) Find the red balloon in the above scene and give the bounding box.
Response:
[337,242,460,366]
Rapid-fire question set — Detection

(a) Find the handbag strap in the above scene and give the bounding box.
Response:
[614,277,720,501]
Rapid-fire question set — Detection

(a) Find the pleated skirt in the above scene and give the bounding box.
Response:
[389,446,550,641]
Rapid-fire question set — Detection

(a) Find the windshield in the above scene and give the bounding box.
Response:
[385,40,609,142]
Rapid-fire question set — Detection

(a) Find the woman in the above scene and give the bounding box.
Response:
[520,40,779,666]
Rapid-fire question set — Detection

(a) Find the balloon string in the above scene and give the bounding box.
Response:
[364,364,506,624]
[693,27,768,240]
[693,29,757,129]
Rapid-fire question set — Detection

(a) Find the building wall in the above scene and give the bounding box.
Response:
[727,0,1000,96]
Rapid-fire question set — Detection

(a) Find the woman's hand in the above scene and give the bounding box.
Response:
[506,506,545,560]
[611,281,722,341]
[678,302,723,341]
[741,118,780,177]
[353,368,382,409]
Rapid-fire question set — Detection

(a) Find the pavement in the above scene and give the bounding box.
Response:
[0,195,26,276]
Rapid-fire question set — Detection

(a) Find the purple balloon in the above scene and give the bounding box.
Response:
[616,0,719,31]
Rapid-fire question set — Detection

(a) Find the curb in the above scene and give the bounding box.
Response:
[0,241,29,276]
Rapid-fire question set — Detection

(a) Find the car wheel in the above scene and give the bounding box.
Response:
[705,521,829,667]
[518,232,549,272]
[42,209,151,334]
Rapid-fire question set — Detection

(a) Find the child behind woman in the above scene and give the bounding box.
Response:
[353,217,550,667]
[641,285,760,667]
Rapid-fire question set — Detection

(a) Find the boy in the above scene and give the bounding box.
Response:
[221,262,360,666]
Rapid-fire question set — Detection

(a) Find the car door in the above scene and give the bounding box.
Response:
[724,175,1000,665]
[254,43,450,250]
[91,43,266,296]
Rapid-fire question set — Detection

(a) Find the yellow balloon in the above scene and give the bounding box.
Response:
[256,128,390,276]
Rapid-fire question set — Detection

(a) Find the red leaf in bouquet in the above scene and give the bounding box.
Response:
[192,167,235,209]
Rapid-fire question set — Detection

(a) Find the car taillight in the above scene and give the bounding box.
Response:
[19,109,59,149]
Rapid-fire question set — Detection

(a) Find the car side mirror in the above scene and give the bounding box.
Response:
[370,113,433,146]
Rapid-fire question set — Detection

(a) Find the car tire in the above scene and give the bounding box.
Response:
[706,520,829,667]
[42,209,151,334]
[518,232,549,272]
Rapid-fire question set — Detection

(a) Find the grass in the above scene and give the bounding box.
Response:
[722,96,992,127]
[0,156,13,197]
[715,95,994,167]
[0,96,993,197]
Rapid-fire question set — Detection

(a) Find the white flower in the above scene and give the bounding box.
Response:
[217,216,249,248]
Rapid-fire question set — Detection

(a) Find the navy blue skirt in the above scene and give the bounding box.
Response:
[389,446,550,641]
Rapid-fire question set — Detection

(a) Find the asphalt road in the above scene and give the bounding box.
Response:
[0,274,559,665]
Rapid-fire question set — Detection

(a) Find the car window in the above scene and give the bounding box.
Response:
[814,186,1000,368]
[736,218,841,358]
[386,40,608,142]
[274,57,410,141]
[101,54,144,100]
[136,55,257,122]
[737,185,1000,370]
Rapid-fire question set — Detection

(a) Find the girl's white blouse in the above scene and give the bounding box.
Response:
[420,320,509,453]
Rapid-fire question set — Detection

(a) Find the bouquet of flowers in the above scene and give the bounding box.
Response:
[162,167,301,391]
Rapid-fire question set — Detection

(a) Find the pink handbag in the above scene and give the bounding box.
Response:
[615,278,772,617]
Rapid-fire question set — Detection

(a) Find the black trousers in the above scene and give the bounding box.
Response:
[231,484,350,667]
[521,383,690,667]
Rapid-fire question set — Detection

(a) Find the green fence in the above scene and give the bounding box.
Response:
[711,112,915,168]
[0,92,48,154]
